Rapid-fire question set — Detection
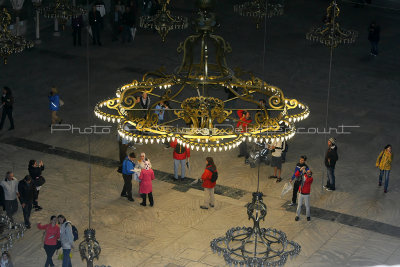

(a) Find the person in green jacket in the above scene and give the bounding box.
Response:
[376,144,393,193]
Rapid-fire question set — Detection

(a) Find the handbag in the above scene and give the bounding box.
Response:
[59,99,64,107]
[58,251,72,260]
[56,240,62,250]
[281,182,293,198]
[34,176,46,187]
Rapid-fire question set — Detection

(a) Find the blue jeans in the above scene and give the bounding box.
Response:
[174,159,186,179]
[62,248,72,267]
[379,170,390,191]
[326,167,335,190]
[44,244,56,267]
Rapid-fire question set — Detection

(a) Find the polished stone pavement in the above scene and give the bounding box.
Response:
[0,0,400,266]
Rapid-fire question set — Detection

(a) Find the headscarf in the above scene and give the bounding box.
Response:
[144,159,151,170]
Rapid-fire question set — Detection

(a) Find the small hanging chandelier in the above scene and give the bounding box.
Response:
[79,229,101,267]
[211,192,301,266]
[306,0,357,47]
[234,0,284,29]
[139,0,188,42]
[38,0,85,20]
[95,0,309,152]
[0,8,34,64]
[0,214,26,252]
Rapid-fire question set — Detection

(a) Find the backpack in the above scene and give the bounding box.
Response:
[174,143,185,154]
[207,168,218,183]
[67,222,79,241]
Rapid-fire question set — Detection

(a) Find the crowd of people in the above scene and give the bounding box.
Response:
[67,0,161,47]
[0,159,79,267]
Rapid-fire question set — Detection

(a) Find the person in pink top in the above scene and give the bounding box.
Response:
[37,215,60,267]
[139,159,155,207]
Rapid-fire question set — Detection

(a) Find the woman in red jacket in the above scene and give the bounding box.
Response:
[200,157,217,210]
[37,215,60,267]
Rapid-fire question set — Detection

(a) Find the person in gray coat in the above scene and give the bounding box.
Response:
[0,172,19,221]
[58,215,74,267]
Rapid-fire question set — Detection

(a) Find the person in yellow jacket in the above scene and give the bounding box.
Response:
[376,144,393,193]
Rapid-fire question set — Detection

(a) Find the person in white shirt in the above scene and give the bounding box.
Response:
[268,140,285,182]
[0,172,19,221]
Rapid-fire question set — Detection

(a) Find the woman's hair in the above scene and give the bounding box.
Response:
[57,214,66,223]
[51,87,58,94]
[3,86,11,96]
[384,144,392,150]
[28,159,36,168]
[206,157,216,169]
[50,215,57,221]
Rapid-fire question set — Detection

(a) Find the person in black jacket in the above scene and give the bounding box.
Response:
[71,14,84,46]
[28,160,45,211]
[18,175,35,228]
[122,6,136,43]
[89,5,103,46]
[0,86,14,131]
[324,137,338,191]
[368,21,380,56]
[111,6,123,41]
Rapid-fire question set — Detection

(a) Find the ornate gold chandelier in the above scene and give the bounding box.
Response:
[38,0,85,20]
[234,0,284,29]
[140,0,188,42]
[0,8,34,64]
[306,0,357,47]
[95,0,309,152]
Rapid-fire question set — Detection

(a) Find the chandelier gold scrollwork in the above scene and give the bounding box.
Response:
[94,0,309,152]
[0,8,34,64]
[306,0,358,47]
[234,0,284,29]
[38,0,85,20]
[139,0,188,42]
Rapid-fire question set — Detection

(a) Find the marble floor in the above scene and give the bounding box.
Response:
[0,0,399,266]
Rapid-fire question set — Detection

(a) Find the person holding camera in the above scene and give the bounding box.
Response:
[288,156,309,206]
[37,215,60,267]
[28,159,45,211]
[237,110,252,159]
[155,100,169,124]
[295,169,313,221]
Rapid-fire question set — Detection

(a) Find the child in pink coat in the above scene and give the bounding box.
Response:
[139,159,155,207]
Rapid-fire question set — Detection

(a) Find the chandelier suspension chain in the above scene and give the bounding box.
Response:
[86,0,92,230]
[257,0,269,194]
[322,1,336,192]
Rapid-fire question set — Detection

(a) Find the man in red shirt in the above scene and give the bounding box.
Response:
[170,140,190,181]
[236,110,252,158]
[295,169,313,221]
